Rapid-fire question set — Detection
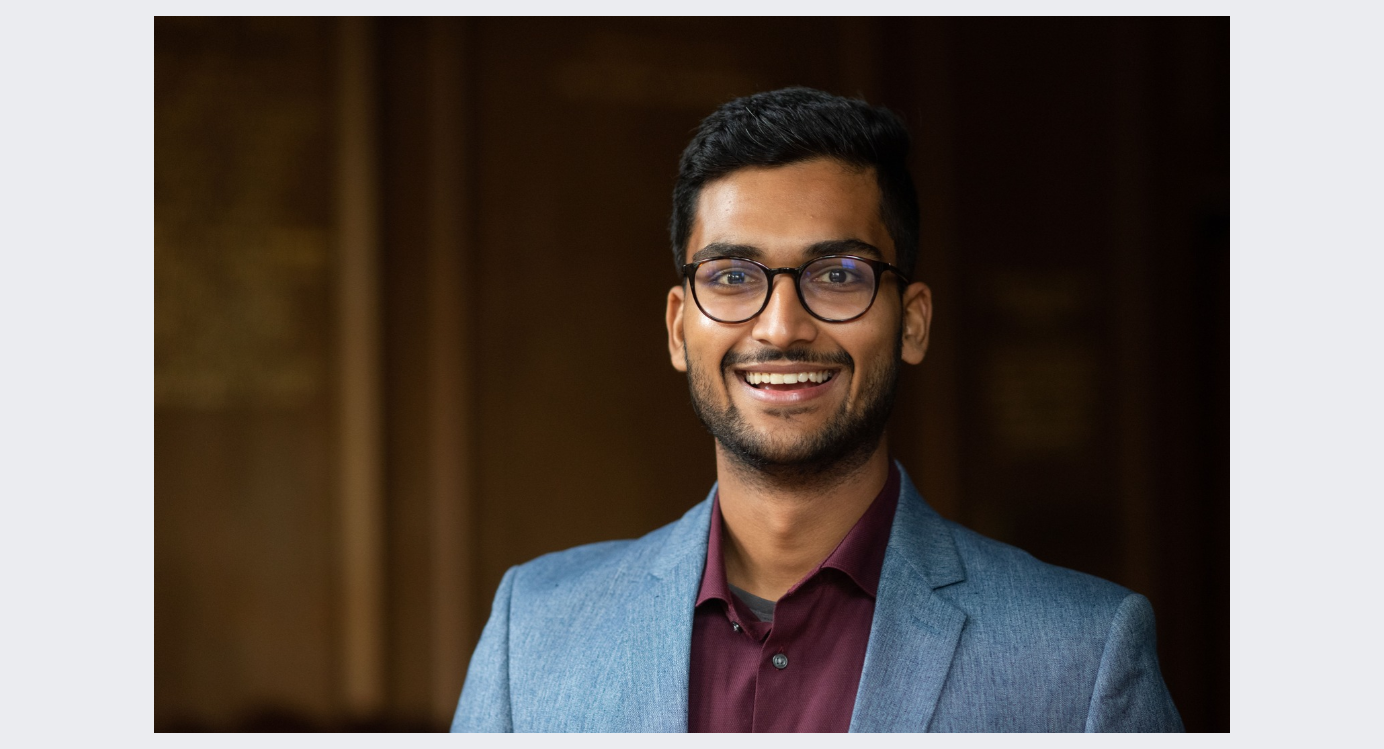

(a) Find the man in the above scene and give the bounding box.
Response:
[452,87,1182,732]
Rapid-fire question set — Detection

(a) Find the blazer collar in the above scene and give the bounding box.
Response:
[849,462,968,732]
[650,485,716,582]
[615,485,715,731]
[630,467,967,733]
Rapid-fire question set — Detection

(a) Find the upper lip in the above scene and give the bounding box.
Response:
[732,363,842,374]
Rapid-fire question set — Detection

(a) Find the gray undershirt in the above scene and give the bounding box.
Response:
[728,583,776,623]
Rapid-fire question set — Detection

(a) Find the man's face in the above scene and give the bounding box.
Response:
[665,157,931,479]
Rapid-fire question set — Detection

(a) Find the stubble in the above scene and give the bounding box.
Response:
[684,334,901,488]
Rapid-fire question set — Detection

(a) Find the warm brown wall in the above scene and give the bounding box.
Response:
[155,17,1228,732]
[155,17,340,728]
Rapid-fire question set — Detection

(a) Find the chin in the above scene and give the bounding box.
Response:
[719,410,879,471]
[686,347,898,481]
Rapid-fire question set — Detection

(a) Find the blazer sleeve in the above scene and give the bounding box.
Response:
[451,566,518,732]
[1083,593,1185,732]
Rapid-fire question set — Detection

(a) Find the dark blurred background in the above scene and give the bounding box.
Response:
[154,16,1228,732]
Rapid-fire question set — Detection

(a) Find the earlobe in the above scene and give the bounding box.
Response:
[899,281,932,365]
[666,285,688,372]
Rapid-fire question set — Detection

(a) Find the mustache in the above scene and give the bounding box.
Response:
[721,347,854,371]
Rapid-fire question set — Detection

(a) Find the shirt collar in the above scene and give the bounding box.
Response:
[694,460,901,607]
[818,460,900,598]
[695,490,735,608]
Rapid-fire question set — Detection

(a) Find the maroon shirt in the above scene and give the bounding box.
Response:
[687,463,901,733]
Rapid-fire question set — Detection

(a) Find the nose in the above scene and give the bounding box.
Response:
[750,274,818,350]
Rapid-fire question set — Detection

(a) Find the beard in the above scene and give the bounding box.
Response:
[685,333,901,486]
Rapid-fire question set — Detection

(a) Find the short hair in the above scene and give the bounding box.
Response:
[670,87,920,278]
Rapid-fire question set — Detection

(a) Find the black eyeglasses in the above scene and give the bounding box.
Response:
[682,255,909,324]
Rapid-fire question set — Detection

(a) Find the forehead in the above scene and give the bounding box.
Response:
[688,158,893,264]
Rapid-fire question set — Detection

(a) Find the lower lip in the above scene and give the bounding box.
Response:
[735,373,841,404]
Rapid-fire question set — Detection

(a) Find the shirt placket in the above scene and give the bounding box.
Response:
[749,580,814,732]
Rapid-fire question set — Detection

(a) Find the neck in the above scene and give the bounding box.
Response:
[713,439,891,601]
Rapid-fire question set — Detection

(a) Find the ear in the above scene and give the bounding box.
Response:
[666,284,689,372]
[899,281,932,365]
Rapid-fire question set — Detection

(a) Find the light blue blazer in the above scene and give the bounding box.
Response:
[452,464,1183,732]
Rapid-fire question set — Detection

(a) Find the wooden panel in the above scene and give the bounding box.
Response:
[155,16,337,728]
[335,16,385,718]
[947,17,1126,584]
[377,17,477,726]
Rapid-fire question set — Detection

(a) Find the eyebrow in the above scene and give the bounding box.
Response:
[804,239,884,261]
[688,238,885,265]
[690,243,761,264]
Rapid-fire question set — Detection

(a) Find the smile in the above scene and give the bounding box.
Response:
[733,367,841,404]
[740,370,835,388]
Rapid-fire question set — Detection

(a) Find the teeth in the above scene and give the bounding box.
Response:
[743,371,834,386]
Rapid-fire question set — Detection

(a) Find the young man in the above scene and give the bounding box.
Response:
[452,87,1182,732]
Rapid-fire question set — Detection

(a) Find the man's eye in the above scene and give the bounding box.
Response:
[714,271,747,285]
[821,268,862,284]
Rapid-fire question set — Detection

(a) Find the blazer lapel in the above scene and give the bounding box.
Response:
[850,466,967,733]
[605,489,714,732]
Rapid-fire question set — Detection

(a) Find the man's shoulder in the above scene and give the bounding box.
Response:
[501,502,704,607]
[902,505,1181,732]
[937,515,1136,627]
[511,535,646,580]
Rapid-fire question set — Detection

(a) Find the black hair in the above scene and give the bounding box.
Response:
[670,86,919,278]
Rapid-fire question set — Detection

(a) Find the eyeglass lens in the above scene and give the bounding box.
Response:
[692,257,878,322]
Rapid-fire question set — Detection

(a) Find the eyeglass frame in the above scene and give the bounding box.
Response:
[680,254,911,324]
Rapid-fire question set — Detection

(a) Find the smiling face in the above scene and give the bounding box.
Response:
[666,157,932,480]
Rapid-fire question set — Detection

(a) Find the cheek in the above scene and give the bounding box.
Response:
[684,321,736,375]
[842,327,899,378]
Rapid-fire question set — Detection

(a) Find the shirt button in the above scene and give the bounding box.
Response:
[772,653,788,670]
[731,622,742,633]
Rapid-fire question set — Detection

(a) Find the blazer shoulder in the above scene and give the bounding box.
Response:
[941,518,1133,619]
[922,519,1181,731]
[505,513,685,606]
